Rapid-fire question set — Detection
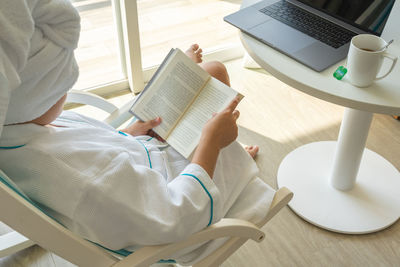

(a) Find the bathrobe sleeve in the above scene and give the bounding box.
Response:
[71,153,223,250]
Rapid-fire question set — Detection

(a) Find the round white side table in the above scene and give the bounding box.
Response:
[241,0,400,234]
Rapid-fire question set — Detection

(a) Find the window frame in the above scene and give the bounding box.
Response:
[83,0,244,96]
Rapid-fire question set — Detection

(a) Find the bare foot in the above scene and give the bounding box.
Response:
[245,145,259,158]
[185,44,203,63]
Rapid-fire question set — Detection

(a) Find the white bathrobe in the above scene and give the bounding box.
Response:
[0,111,274,264]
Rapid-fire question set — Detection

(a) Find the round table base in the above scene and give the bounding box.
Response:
[277,141,400,234]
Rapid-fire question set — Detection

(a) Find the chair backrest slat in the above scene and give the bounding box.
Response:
[0,170,118,267]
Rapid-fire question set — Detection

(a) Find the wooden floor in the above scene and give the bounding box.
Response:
[1,57,400,266]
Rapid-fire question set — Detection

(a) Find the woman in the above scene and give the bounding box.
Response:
[0,0,274,264]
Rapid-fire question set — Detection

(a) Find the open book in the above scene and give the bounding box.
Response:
[130,48,243,158]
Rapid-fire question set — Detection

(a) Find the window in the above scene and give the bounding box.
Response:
[138,0,243,69]
[71,0,125,92]
[71,0,243,95]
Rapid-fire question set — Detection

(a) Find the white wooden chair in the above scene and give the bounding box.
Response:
[0,91,293,266]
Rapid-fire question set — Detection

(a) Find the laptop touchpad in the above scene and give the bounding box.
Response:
[249,20,315,53]
[225,7,273,30]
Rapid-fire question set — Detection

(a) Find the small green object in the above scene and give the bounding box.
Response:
[333,66,347,80]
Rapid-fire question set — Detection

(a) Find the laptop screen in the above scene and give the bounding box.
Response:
[297,0,395,35]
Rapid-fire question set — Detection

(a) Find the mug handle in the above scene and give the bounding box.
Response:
[375,53,398,80]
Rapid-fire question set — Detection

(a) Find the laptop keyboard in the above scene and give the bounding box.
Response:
[259,0,356,48]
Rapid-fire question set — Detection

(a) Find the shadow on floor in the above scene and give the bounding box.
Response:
[238,121,341,188]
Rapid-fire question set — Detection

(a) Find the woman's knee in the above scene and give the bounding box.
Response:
[201,61,230,86]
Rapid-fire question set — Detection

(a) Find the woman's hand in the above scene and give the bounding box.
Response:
[121,117,165,141]
[192,96,241,178]
[200,96,240,150]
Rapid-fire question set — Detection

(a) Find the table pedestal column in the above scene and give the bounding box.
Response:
[277,108,400,234]
[330,109,372,191]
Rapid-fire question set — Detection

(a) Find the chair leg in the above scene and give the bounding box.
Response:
[0,231,35,257]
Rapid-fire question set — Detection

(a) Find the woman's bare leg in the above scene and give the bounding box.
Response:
[185,44,203,63]
[185,44,230,86]
[200,61,231,86]
[186,44,256,157]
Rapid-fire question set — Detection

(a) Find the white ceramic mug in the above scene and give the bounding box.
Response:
[346,34,397,87]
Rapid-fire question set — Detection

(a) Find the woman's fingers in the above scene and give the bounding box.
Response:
[148,130,165,142]
[141,117,161,130]
[232,110,240,120]
[225,96,241,113]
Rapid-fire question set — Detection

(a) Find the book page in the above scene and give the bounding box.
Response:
[131,49,210,138]
[167,77,240,158]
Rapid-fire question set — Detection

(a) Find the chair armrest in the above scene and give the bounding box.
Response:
[256,186,293,228]
[66,90,137,129]
[66,90,118,114]
[193,186,293,267]
[104,98,137,129]
[113,218,264,267]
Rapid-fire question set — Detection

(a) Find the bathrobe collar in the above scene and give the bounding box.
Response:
[0,123,52,148]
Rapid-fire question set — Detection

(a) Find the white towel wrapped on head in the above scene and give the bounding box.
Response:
[0,0,80,136]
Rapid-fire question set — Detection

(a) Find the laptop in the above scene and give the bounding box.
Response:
[224,0,395,72]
